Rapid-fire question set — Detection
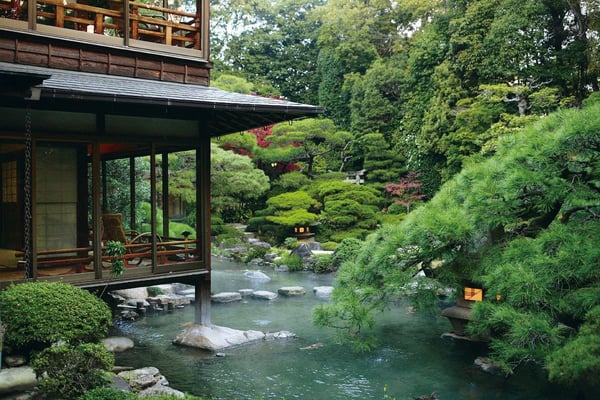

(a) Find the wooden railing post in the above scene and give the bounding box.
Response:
[55,3,64,27]
[165,23,171,45]
[94,13,103,34]
[130,4,138,39]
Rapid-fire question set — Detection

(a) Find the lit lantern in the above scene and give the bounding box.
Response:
[464,287,483,302]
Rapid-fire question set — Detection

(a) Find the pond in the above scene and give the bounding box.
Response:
[111,259,579,400]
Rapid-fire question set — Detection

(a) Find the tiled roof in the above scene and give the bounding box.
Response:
[0,62,323,136]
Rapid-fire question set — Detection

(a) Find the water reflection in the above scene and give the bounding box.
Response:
[112,259,577,400]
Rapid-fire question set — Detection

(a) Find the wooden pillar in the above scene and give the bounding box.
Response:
[193,129,211,325]
[194,275,211,325]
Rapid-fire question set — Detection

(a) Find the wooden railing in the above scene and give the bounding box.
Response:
[130,1,200,48]
[33,0,200,50]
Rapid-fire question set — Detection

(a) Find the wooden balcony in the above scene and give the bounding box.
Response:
[0,0,210,84]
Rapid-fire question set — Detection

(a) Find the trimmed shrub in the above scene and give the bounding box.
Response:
[283,237,299,249]
[0,281,112,351]
[331,238,363,270]
[244,246,268,263]
[278,254,304,272]
[321,241,338,251]
[32,342,114,399]
[313,254,334,273]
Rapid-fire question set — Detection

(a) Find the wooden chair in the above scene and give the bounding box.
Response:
[102,213,156,265]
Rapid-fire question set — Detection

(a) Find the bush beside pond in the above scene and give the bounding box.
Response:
[0,281,112,352]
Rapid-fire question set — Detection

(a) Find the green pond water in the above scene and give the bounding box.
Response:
[111,259,585,400]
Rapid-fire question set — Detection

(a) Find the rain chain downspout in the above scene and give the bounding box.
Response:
[23,105,33,279]
[0,310,4,369]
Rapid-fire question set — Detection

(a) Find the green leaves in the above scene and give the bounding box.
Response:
[0,282,112,351]
[211,144,270,222]
[315,98,600,386]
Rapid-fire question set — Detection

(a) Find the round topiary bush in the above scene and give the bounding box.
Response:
[0,281,112,351]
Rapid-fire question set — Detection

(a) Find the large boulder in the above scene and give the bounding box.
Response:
[291,243,313,259]
[118,367,167,390]
[173,324,265,351]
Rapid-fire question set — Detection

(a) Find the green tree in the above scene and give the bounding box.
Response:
[258,118,353,178]
[214,0,323,103]
[315,98,600,387]
[211,144,270,222]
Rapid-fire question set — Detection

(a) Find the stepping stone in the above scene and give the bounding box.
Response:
[252,290,278,300]
[278,286,306,296]
[211,292,242,303]
[238,288,254,297]
[313,286,334,298]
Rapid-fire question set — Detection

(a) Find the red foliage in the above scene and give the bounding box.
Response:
[385,171,425,212]
[248,125,274,148]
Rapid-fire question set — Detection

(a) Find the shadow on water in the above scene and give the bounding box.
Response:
[111,259,587,400]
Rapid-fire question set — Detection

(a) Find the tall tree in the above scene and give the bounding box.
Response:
[214,0,324,103]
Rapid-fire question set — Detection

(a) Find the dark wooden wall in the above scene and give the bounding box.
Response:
[0,30,211,85]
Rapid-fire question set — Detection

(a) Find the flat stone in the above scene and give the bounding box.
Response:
[265,331,296,340]
[211,292,242,303]
[150,294,191,307]
[238,289,254,297]
[313,286,333,298]
[4,355,27,368]
[102,336,135,352]
[252,290,278,300]
[173,324,266,351]
[0,367,37,394]
[244,270,271,280]
[278,286,306,296]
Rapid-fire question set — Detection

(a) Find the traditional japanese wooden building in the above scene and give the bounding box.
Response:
[0,0,322,324]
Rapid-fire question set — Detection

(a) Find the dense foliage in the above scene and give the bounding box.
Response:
[208,2,600,389]
[210,0,599,243]
[32,342,114,399]
[215,1,597,176]
[315,97,600,386]
[0,282,112,352]
[211,144,270,222]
